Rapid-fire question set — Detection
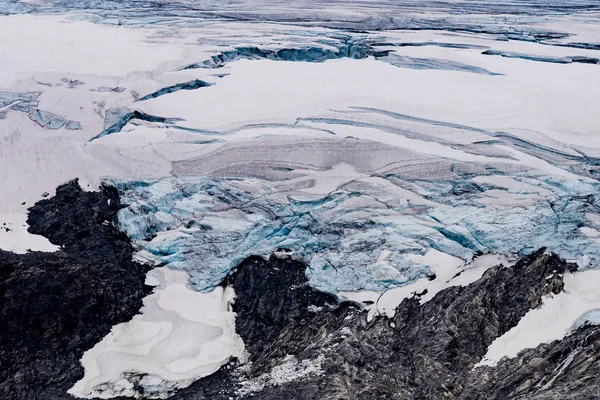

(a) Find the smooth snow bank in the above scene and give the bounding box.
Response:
[138,56,600,149]
[0,14,184,87]
[0,211,59,253]
[476,270,600,368]
[69,267,246,399]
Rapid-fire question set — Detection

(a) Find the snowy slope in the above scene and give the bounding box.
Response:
[1,2,600,398]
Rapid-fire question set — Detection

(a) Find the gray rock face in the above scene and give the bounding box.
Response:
[388,251,576,398]
[225,256,339,362]
[462,327,600,400]
[175,250,597,400]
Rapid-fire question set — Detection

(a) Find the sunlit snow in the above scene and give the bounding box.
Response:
[1,1,600,397]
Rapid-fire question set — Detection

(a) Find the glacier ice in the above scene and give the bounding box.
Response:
[110,170,600,295]
[0,91,80,130]
[177,40,501,76]
[0,91,40,108]
[93,108,183,140]
[2,2,600,399]
[28,108,66,129]
[571,309,600,331]
[180,40,381,70]
[92,86,126,93]
[378,54,502,75]
[65,120,82,130]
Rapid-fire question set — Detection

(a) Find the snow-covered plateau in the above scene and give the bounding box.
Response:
[1,1,600,399]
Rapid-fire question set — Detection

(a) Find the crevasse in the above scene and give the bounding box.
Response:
[108,172,600,295]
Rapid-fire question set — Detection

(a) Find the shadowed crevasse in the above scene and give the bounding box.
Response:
[178,42,388,70]
[89,109,183,141]
[136,79,213,102]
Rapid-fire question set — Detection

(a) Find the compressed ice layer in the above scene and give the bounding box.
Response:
[110,169,600,295]
[180,41,376,70]
[112,176,431,293]
[4,0,599,48]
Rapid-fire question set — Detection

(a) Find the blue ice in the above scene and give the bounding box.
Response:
[108,173,600,295]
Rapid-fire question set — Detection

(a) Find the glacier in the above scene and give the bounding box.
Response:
[1,1,600,398]
[110,170,600,295]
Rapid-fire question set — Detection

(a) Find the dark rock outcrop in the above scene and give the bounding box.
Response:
[0,180,150,400]
[462,326,600,400]
[225,255,338,362]
[176,250,597,400]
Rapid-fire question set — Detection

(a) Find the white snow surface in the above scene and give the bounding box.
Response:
[0,211,59,253]
[1,6,600,398]
[476,270,600,368]
[69,266,246,399]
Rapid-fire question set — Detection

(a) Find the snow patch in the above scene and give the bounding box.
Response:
[476,270,600,368]
[0,211,59,253]
[69,267,246,399]
[236,355,325,397]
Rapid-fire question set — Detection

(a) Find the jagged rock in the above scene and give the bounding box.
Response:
[462,326,600,399]
[0,181,150,400]
[173,250,594,400]
[225,256,338,362]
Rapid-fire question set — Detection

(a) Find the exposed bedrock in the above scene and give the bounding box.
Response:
[462,326,600,400]
[0,181,150,400]
[176,250,598,400]
[225,256,339,361]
